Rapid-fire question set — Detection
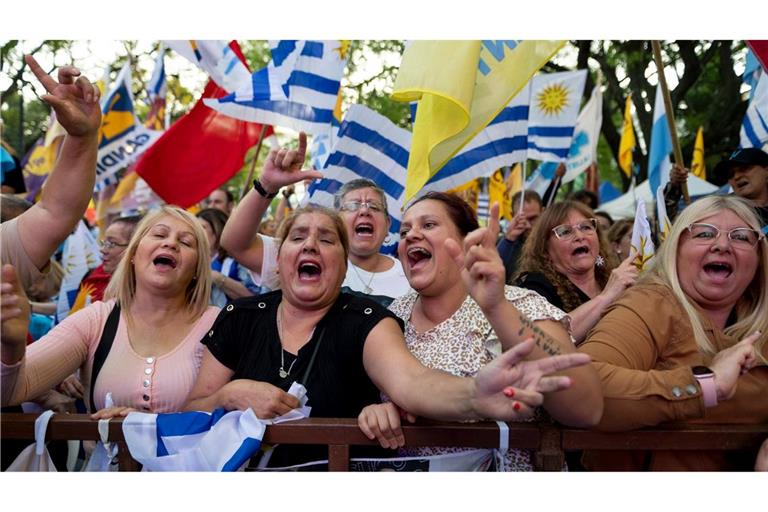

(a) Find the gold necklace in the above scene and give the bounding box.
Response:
[351,263,376,294]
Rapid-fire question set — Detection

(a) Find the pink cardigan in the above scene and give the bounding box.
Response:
[2,300,220,412]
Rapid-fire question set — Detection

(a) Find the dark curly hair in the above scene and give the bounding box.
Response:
[514,200,618,312]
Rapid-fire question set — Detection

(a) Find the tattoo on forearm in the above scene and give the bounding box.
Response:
[518,314,562,356]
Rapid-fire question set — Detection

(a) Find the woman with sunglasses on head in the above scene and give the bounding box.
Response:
[514,200,639,343]
[579,195,768,470]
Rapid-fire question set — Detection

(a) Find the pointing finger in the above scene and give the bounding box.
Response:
[25,55,59,93]
[297,132,308,160]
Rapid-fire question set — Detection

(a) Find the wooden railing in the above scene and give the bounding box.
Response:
[2,413,766,471]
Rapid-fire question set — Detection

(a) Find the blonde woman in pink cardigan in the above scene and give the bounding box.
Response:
[1,206,220,418]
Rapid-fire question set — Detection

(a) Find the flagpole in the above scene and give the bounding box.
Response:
[239,124,270,202]
[651,41,690,205]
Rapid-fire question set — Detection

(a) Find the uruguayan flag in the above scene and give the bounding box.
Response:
[418,83,530,196]
[648,84,673,195]
[527,69,587,162]
[205,40,347,135]
[740,71,768,150]
[165,40,252,94]
[306,104,410,253]
[122,408,265,472]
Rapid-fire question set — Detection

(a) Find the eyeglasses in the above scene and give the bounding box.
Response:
[685,223,764,248]
[99,239,129,250]
[551,218,598,240]
[339,200,385,214]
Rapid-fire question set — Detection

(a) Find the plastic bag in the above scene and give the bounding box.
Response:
[6,410,57,472]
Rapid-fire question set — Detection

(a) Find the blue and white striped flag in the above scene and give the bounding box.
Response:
[204,40,348,135]
[418,83,530,196]
[122,408,265,472]
[740,71,768,150]
[165,40,252,94]
[527,69,587,162]
[306,104,410,253]
[648,84,673,195]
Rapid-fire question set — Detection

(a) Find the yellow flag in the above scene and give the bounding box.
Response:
[618,95,635,178]
[447,178,479,211]
[691,126,706,179]
[488,169,508,221]
[393,40,565,202]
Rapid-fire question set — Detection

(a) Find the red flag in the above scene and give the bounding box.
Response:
[748,40,768,71]
[135,41,272,208]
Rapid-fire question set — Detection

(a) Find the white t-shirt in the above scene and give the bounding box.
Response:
[250,234,411,304]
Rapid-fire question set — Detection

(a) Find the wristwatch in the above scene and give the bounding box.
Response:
[253,179,278,199]
[692,366,718,408]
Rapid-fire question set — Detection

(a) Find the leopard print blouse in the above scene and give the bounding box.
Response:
[388,285,572,471]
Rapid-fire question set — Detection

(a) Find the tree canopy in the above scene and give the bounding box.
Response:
[1,40,752,193]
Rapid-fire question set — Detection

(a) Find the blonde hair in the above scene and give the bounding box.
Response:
[104,206,211,318]
[644,195,768,358]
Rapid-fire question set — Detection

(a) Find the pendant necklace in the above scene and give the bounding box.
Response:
[276,303,315,379]
[352,263,376,294]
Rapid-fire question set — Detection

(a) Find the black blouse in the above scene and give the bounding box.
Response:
[515,271,590,312]
[203,290,404,468]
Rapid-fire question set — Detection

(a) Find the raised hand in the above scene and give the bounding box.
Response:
[710,332,761,402]
[221,379,300,419]
[358,402,416,449]
[25,54,101,138]
[259,132,324,194]
[504,212,531,242]
[471,338,592,421]
[445,202,507,313]
[669,163,689,187]
[601,255,639,302]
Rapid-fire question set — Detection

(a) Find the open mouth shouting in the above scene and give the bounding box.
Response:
[152,253,178,271]
[571,245,591,257]
[702,260,733,283]
[297,258,322,282]
[354,221,375,239]
[406,246,432,271]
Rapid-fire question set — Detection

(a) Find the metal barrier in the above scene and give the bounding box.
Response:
[2,413,766,471]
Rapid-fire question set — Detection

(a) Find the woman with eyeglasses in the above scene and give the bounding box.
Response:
[513,200,639,343]
[579,195,768,470]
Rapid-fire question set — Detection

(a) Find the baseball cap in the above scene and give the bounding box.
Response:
[713,147,768,185]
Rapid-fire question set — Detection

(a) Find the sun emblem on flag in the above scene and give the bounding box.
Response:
[536,82,570,116]
[334,41,351,61]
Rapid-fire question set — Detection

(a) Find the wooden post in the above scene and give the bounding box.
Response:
[651,40,690,205]
[239,124,270,202]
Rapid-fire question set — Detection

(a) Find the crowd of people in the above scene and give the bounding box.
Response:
[2,57,768,472]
